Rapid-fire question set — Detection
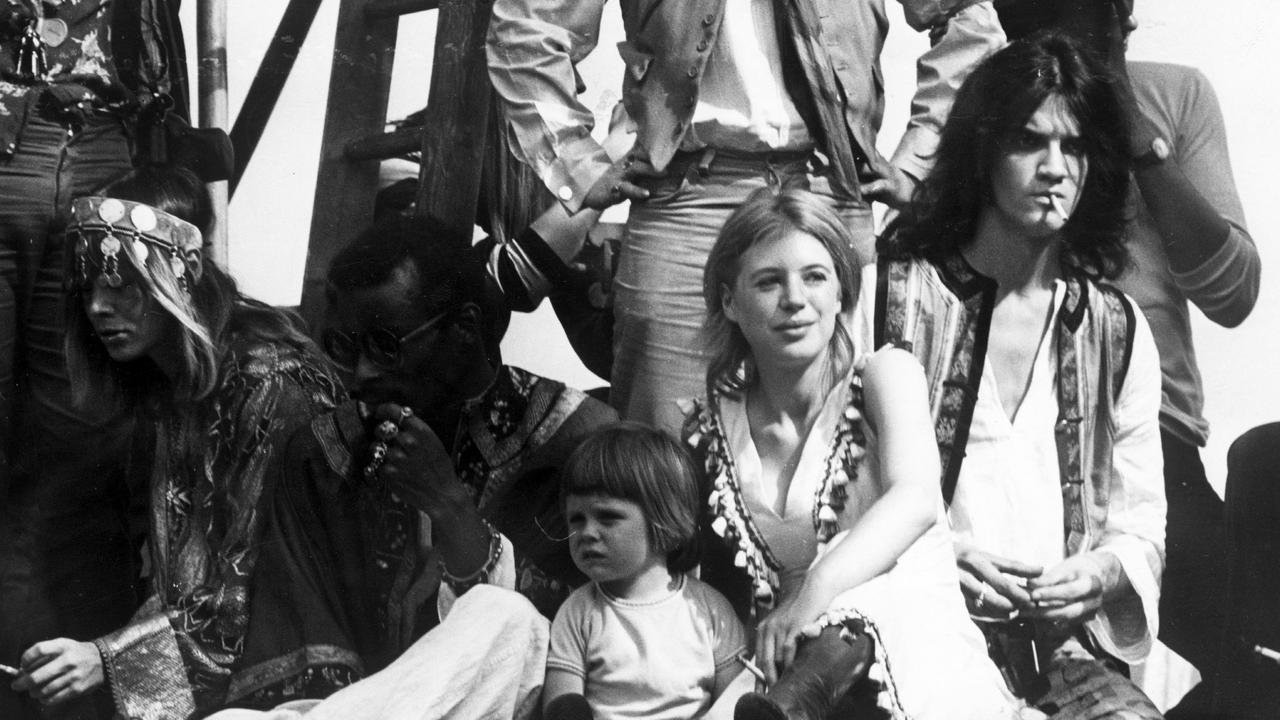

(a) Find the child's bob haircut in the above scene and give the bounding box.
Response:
[561,422,701,573]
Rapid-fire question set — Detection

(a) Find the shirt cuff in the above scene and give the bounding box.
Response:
[1086,542,1161,664]
[890,125,940,185]
[542,137,612,215]
[95,612,197,720]
[900,0,992,30]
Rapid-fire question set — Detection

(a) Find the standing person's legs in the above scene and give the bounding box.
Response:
[1207,423,1280,718]
[1156,429,1227,716]
[612,152,870,434]
[0,113,81,720]
[0,112,136,720]
[0,114,75,494]
[19,114,138,642]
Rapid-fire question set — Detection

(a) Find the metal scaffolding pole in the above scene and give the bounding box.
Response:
[198,0,230,267]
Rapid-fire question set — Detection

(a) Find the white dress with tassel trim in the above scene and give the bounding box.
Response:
[688,373,1020,720]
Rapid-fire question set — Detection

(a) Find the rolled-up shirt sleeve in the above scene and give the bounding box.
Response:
[1140,64,1260,328]
[1087,309,1166,663]
[488,0,612,213]
[891,1,1005,181]
[1170,225,1259,328]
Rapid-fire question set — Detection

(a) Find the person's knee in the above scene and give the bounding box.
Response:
[459,585,547,630]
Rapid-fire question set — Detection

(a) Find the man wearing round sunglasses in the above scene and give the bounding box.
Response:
[230,214,617,712]
[322,306,451,375]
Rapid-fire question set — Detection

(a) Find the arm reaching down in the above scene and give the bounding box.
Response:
[754,347,941,682]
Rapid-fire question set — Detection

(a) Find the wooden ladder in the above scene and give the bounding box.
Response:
[297,0,494,326]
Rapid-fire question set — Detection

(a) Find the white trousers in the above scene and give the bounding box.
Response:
[209,585,550,720]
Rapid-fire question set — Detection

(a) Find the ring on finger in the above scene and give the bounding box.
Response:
[364,441,389,480]
[976,587,988,609]
[375,420,399,442]
[396,406,414,426]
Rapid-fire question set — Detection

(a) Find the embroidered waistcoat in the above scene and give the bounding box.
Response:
[875,254,1135,556]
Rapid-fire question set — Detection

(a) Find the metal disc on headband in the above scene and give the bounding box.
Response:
[39,19,68,48]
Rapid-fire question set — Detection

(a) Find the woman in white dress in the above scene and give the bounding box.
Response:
[684,187,1021,720]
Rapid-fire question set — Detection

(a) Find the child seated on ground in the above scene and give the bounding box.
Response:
[544,422,747,720]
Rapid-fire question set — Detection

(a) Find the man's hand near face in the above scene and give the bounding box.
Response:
[371,402,467,514]
[369,402,493,579]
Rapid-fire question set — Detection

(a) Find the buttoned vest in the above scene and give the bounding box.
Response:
[617,0,892,188]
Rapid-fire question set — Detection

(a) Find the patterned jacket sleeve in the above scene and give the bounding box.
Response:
[94,344,341,719]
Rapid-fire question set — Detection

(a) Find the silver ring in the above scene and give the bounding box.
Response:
[976,587,988,609]
[397,406,414,425]
[364,440,389,480]
[375,420,399,442]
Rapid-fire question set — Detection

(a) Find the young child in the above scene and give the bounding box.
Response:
[545,422,747,720]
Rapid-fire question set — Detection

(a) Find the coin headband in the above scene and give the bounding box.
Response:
[68,196,203,291]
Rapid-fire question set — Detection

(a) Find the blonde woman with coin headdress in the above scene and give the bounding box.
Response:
[9,167,342,719]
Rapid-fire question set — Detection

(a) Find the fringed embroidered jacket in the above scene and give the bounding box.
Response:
[92,335,342,720]
[228,366,616,708]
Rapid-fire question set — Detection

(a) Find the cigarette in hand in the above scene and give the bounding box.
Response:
[1254,644,1280,665]
[1049,195,1068,220]
[0,662,19,677]
[738,654,766,683]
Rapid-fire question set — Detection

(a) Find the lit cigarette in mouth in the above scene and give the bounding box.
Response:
[1049,195,1068,219]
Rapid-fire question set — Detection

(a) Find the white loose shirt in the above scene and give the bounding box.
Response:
[947,280,1166,663]
[684,0,813,152]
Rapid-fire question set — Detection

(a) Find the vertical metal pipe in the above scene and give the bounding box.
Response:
[197,0,230,267]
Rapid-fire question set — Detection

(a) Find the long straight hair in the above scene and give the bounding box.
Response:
[65,167,320,413]
[702,187,863,402]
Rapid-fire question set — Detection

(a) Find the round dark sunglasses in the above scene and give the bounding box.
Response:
[322,309,449,370]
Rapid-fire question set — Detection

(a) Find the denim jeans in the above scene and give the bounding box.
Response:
[611,149,873,434]
[0,111,136,720]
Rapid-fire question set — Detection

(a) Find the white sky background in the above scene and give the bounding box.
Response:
[196,0,1279,493]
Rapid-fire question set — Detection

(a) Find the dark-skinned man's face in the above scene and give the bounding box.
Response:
[326,259,466,416]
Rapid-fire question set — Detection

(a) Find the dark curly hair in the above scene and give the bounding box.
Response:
[882,31,1131,281]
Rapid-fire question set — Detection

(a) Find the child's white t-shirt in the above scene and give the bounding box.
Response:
[547,575,747,720]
